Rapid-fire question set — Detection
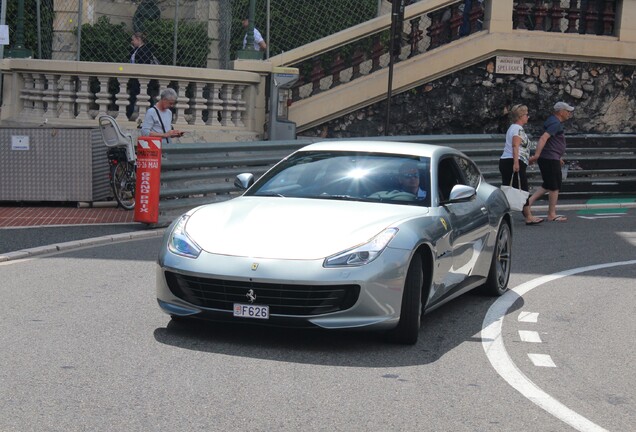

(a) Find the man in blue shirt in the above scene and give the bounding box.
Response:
[527,101,574,222]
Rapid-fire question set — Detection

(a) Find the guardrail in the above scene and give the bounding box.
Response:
[156,134,636,226]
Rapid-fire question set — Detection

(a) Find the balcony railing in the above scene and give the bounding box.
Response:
[270,0,620,105]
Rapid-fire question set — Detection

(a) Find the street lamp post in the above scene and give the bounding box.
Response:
[384,0,404,135]
[6,0,33,58]
[236,0,262,60]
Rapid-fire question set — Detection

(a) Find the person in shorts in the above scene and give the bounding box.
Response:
[499,104,542,225]
[527,101,574,222]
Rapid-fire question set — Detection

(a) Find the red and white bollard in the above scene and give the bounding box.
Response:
[133,137,162,224]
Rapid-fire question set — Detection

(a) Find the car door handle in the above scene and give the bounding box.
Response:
[480,207,487,214]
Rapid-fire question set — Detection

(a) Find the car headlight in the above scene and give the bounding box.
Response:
[168,215,202,258]
[324,228,398,267]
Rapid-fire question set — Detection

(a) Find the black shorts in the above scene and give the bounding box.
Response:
[537,158,562,191]
[499,158,529,191]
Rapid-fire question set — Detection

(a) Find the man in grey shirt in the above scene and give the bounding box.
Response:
[141,88,185,143]
[528,101,574,222]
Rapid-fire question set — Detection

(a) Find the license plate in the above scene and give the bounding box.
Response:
[233,303,269,320]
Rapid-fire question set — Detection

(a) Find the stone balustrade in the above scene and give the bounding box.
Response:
[0,60,264,141]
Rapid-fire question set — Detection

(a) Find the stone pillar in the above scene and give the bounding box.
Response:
[204,0,221,69]
[52,0,95,61]
[616,0,636,42]
[484,0,514,33]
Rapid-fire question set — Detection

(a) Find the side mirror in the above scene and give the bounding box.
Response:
[234,173,255,190]
[447,184,476,203]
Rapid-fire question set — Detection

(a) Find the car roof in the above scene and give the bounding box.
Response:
[297,140,461,159]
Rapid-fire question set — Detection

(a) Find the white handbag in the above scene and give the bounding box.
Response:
[500,172,529,211]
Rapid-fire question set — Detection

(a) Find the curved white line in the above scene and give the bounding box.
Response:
[481,260,636,432]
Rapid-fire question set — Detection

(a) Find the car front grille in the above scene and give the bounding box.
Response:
[164,271,360,316]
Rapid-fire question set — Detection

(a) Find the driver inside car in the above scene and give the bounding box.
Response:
[396,161,427,200]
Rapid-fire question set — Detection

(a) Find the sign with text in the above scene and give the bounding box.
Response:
[496,56,524,74]
[11,135,30,150]
[0,25,9,45]
[134,137,162,224]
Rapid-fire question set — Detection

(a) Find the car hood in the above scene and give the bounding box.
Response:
[184,197,429,260]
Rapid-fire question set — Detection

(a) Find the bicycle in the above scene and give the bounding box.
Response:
[98,115,137,210]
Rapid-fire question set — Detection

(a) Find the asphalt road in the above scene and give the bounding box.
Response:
[1,208,635,431]
[0,224,145,255]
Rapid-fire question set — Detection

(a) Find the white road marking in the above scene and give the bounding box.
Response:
[578,215,621,220]
[519,330,542,343]
[518,311,539,323]
[481,259,636,432]
[528,353,556,367]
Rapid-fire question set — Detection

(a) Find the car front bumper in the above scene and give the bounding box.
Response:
[156,246,413,331]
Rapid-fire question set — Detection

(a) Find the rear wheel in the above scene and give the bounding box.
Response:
[481,221,512,296]
[111,161,136,210]
[387,255,423,345]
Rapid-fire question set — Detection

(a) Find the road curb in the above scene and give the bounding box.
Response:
[0,228,166,263]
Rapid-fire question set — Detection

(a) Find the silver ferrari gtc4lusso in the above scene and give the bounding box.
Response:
[156,141,512,344]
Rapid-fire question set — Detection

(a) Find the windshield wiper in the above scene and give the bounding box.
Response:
[315,194,356,201]
[255,192,285,197]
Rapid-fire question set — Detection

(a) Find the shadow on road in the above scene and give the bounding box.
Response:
[153,291,524,367]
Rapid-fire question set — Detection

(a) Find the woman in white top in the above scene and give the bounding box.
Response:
[499,104,542,225]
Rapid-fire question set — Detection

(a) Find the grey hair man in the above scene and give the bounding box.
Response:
[141,88,184,143]
[527,101,575,222]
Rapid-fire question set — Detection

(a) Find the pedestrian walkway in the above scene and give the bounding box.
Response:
[0,204,136,227]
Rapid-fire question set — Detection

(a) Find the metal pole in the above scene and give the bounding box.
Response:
[0,0,7,60]
[76,0,83,61]
[266,0,270,59]
[36,0,42,59]
[7,0,32,57]
[173,0,179,66]
[0,0,6,102]
[385,0,400,135]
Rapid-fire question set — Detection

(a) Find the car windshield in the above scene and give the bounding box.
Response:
[246,151,431,206]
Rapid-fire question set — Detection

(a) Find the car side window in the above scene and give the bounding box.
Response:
[437,157,466,201]
[454,156,481,189]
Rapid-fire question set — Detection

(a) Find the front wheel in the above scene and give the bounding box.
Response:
[111,162,136,210]
[386,255,423,345]
[480,220,512,296]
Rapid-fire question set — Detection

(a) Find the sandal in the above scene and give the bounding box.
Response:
[525,218,544,225]
[548,215,568,222]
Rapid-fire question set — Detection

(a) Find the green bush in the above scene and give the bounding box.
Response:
[79,16,131,63]
[144,20,210,68]
[78,16,210,68]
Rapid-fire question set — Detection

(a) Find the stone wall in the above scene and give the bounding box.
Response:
[304,58,636,139]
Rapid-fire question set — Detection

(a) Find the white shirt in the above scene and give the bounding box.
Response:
[501,123,530,164]
[243,27,264,51]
